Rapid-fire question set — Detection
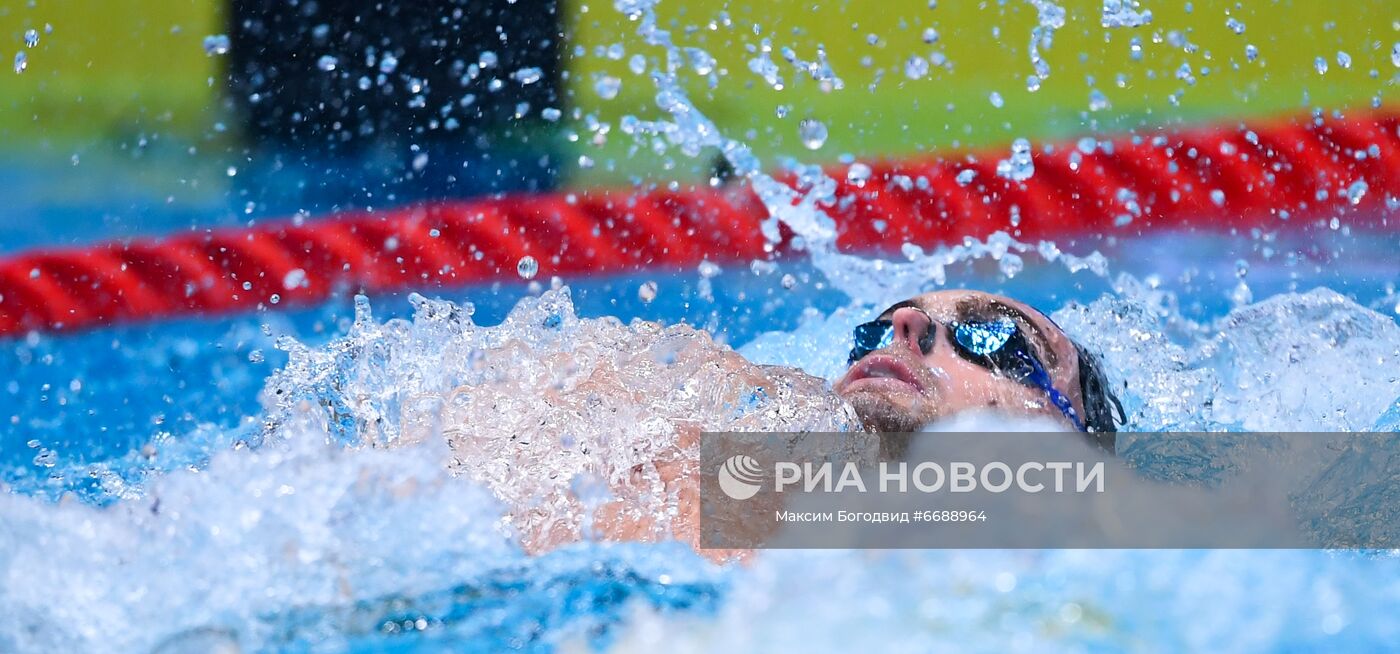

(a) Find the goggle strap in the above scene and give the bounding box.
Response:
[1020,354,1086,431]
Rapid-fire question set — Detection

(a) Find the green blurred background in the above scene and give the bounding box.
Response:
[0,0,1393,188]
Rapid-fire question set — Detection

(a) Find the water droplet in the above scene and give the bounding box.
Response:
[12,51,25,74]
[956,169,977,186]
[1210,189,1226,207]
[32,448,56,468]
[1244,44,1259,62]
[995,138,1035,182]
[798,119,828,150]
[686,48,715,75]
[248,349,265,363]
[283,268,308,290]
[202,34,230,56]
[846,162,872,187]
[904,55,930,80]
[478,51,498,69]
[988,91,1004,108]
[1336,51,1352,69]
[628,54,646,75]
[317,55,338,72]
[379,53,398,74]
[1088,89,1110,111]
[1225,17,1246,35]
[1346,180,1368,205]
[1314,56,1328,75]
[922,28,939,44]
[637,280,658,303]
[780,274,797,290]
[512,66,543,85]
[517,256,539,280]
[1025,75,1042,92]
[23,29,39,48]
[1392,43,1399,68]
[1176,62,1196,85]
[594,75,621,100]
[541,107,562,122]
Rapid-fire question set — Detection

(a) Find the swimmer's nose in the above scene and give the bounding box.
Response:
[890,307,936,357]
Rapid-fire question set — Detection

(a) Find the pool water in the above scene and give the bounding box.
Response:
[5,0,1400,644]
[3,205,1400,651]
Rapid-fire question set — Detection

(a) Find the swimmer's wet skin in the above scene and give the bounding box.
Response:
[834,290,1123,454]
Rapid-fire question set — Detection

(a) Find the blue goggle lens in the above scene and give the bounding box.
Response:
[849,318,1020,365]
[847,320,896,364]
[952,318,1016,356]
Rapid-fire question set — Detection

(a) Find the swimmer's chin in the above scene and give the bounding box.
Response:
[838,386,933,433]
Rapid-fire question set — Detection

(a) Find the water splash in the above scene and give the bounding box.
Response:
[258,290,858,548]
[777,44,844,92]
[747,39,784,90]
[1025,0,1066,83]
[1101,0,1153,28]
[0,408,722,652]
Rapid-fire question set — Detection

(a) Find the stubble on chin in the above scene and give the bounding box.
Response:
[840,390,928,461]
[841,389,929,433]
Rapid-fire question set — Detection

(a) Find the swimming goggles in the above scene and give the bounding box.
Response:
[847,309,1085,431]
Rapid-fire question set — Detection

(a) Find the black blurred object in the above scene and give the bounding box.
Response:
[226,0,564,215]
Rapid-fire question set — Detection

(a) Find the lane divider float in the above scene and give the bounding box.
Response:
[0,110,1395,337]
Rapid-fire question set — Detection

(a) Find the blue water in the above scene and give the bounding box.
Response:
[3,179,1400,651]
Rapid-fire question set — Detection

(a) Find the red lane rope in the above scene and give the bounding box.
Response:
[0,110,1395,337]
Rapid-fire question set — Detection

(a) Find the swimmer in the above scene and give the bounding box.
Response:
[582,289,1124,557]
[834,290,1122,454]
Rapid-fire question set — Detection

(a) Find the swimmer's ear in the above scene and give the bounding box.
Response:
[1073,341,1124,454]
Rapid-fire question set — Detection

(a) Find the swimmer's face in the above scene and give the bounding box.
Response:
[833,290,1086,432]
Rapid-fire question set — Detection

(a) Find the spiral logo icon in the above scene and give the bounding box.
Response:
[717,454,764,500]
